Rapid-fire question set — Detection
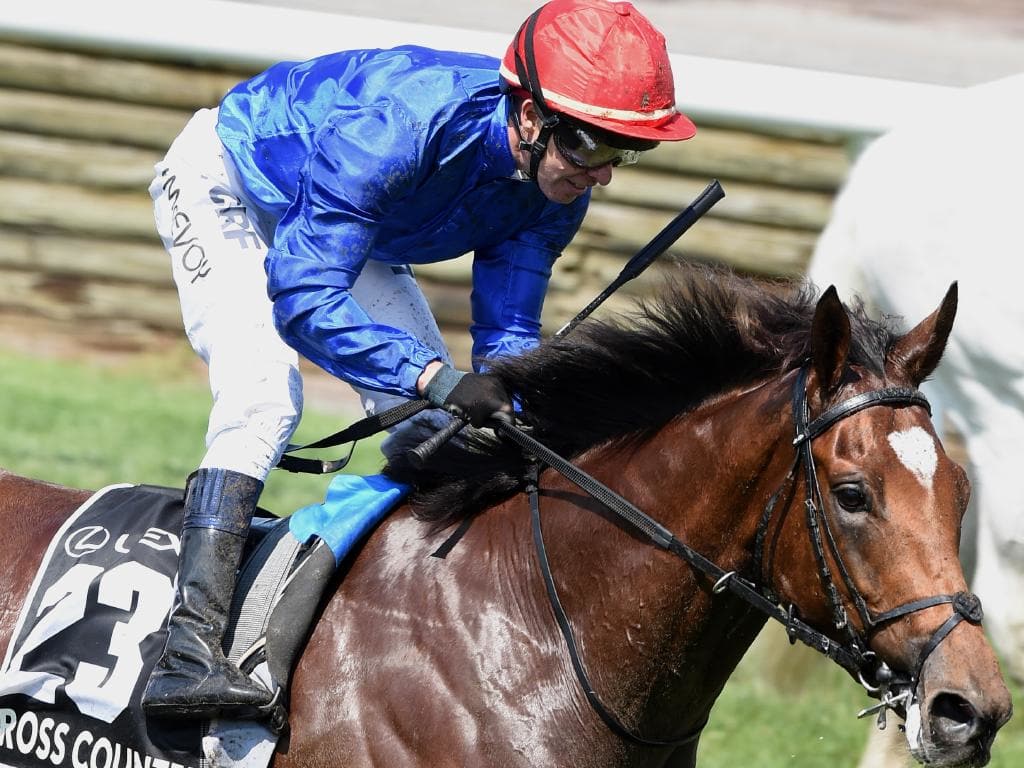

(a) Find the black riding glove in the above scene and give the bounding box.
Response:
[422,364,513,428]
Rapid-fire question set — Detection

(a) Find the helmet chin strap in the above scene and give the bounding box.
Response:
[509,97,558,181]
[508,6,561,182]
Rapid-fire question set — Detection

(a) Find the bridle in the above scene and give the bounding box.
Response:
[505,363,986,747]
[756,366,984,722]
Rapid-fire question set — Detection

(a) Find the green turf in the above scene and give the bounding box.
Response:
[0,347,384,515]
[1,347,1019,766]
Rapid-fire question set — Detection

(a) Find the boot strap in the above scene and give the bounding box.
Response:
[183,468,264,536]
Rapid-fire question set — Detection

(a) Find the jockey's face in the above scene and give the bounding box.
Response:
[511,100,614,205]
[537,135,614,203]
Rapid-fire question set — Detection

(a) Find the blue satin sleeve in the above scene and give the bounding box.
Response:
[265,106,441,397]
[470,194,588,367]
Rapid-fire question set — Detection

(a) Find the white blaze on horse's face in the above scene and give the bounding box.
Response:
[887,427,938,487]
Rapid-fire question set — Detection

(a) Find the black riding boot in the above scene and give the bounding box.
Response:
[142,468,275,719]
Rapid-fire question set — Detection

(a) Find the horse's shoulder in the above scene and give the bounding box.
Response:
[331,493,527,608]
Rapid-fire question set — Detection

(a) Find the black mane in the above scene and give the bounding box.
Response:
[385,265,898,529]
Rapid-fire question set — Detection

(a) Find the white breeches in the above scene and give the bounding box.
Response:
[151,108,451,481]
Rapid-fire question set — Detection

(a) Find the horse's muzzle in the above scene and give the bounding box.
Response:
[910,677,1013,768]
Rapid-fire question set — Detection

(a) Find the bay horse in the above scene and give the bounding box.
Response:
[0,268,1013,767]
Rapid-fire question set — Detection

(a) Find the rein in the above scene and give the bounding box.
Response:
[503,364,986,746]
[276,400,431,474]
[274,363,985,744]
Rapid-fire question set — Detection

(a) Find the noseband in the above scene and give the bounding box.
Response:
[506,363,985,746]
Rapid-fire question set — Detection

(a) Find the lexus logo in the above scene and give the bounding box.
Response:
[64,525,110,558]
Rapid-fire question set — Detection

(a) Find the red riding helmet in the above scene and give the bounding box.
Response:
[499,0,697,144]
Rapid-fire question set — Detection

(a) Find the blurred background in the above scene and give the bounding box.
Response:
[253,0,1024,84]
[3,0,1023,380]
[0,2,1021,766]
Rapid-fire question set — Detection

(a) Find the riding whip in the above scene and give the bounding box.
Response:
[409,179,726,468]
[554,178,725,339]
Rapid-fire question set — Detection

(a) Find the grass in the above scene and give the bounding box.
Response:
[0,346,1020,766]
[699,639,869,767]
[0,345,385,515]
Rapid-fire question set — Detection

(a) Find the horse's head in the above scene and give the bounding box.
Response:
[768,283,1012,767]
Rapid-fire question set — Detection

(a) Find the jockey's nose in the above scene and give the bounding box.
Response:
[588,163,613,186]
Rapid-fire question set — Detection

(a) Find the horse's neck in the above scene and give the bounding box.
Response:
[538,380,793,738]
[293,383,794,760]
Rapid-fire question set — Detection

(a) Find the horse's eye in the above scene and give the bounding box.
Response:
[833,483,869,513]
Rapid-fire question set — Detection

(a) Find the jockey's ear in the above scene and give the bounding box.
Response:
[810,285,851,397]
[886,282,958,387]
[515,97,541,142]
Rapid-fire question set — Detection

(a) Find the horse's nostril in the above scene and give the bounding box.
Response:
[932,693,977,725]
[930,692,983,743]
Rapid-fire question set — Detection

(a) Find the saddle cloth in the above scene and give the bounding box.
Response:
[0,477,406,768]
[0,484,203,768]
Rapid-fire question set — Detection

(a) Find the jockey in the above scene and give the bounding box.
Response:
[142,0,696,720]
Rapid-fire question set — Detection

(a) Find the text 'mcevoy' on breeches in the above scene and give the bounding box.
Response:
[151,107,453,480]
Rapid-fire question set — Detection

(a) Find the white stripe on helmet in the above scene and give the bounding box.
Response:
[499,63,677,124]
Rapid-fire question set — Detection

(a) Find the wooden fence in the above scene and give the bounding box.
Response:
[0,37,855,366]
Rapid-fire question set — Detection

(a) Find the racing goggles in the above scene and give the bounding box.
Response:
[552,121,658,170]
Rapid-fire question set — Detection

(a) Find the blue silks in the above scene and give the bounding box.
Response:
[216,46,588,397]
[288,474,409,563]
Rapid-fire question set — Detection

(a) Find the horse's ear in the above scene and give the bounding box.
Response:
[886,282,957,386]
[810,285,851,396]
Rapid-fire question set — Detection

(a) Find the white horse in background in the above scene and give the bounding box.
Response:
[807,72,1024,766]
